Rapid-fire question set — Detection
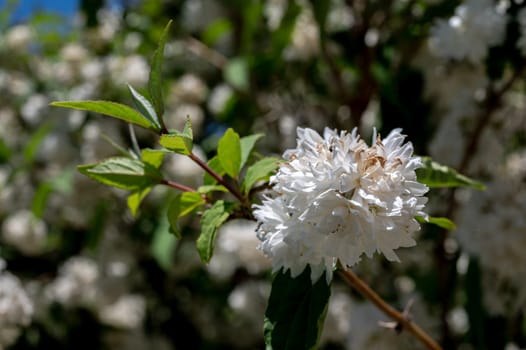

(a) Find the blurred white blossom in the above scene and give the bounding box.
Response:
[0,262,34,348]
[165,103,205,135]
[4,24,34,51]
[169,74,208,104]
[207,83,234,115]
[1,210,47,256]
[207,219,271,281]
[456,154,526,314]
[107,54,149,86]
[46,256,99,307]
[228,280,270,333]
[20,94,48,126]
[320,288,352,345]
[284,8,320,61]
[60,43,88,66]
[98,294,146,329]
[264,0,287,30]
[428,0,507,63]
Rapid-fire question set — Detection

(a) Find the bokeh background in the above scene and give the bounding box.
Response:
[1,0,526,349]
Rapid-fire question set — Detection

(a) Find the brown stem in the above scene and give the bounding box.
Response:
[184,37,228,69]
[160,179,197,193]
[187,152,246,203]
[338,266,443,350]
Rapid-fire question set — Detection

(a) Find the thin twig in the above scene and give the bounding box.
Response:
[338,266,443,350]
[160,179,197,193]
[184,37,228,69]
[187,152,246,203]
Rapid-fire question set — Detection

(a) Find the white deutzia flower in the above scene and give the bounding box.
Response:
[428,0,507,64]
[253,127,428,283]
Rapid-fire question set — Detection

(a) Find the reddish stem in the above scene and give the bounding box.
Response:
[187,152,246,203]
[160,179,196,193]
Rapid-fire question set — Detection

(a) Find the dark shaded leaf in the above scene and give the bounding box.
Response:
[264,267,331,350]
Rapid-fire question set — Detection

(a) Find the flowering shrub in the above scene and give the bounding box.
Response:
[1,1,526,349]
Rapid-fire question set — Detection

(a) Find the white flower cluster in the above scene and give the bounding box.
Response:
[254,127,428,283]
[0,260,34,348]
[428,0,507,63]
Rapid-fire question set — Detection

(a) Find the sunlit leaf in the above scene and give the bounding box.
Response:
[416,157,485,190]
[78,157,162,190]
[203,156,225,186]
[127,187,152,217]
[242,157,280,194]
[51,101,155,130]
[149,20,173,118]
[217,128,241,178]
[239,133,264,169]
[416,216,456,230]
[167,192,205,238]
[224,57,249,91]
[128,85,161,130]
[159,118,194,155]
[196,200,231,262]
[141,148,165,168]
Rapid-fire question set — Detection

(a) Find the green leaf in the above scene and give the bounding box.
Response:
[242,157,280,194]
[127,187,152,217]
[416,157,486,190]
[197,185,228,194]
[159,134,193,155]
[151,210,177,270]
[159,118,194,155]
[224,57,249,91]
[308,0,330,35]
[101,134,133,157]
[51,101,156,130]
[141,148,165,168]
[270,2,301,53]
[32,183,53,218]
[0,138,12,163]
[128,85,161,130]
[181,116,193,139]
[23,121,52,163]
[32,167,75,218]
[217,128,242,178]
[196,200,231,262]
[78,157,162,190]
[167,192,206,238]
[203,156,225,185]
[416,216,457,231]
[202,18,233,46]
[240,1,263,53]
[239,133,264,169]
[264,267,331,350]
[149,20,173,119]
